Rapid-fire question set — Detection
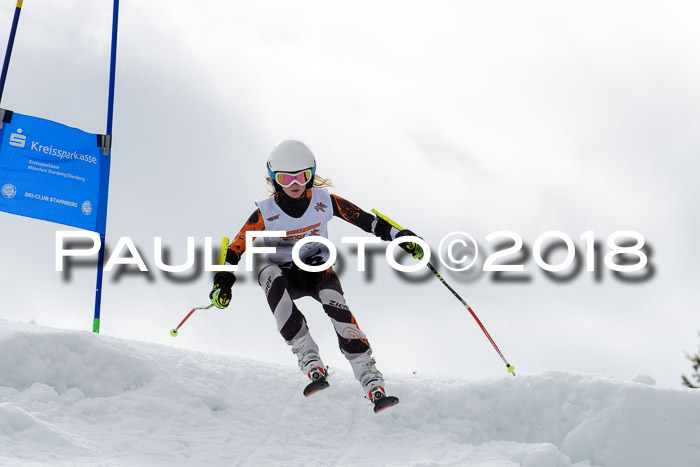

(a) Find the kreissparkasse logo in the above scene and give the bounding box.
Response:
[9,128,26,148]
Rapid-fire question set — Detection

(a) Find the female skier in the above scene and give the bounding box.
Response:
[209,140,423,413]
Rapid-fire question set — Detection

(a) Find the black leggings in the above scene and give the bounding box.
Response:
[257,264,371,355]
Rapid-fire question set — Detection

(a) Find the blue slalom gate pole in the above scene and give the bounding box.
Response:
[0,0,23,104]
[93,0,119,334]
[105,0,118,136]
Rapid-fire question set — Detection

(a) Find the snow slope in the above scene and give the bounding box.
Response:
[0,320,698,467]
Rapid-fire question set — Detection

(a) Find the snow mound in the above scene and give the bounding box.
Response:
[0,320,698,467]
[0,331,157,397]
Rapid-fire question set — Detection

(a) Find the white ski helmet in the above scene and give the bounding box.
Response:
[266,140,316,179]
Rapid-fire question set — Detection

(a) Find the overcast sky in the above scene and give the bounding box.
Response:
[1,0,699,388]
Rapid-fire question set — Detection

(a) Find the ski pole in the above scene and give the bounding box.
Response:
[169,237,230,337]
[372,209,516,376]
[170,304,213,337]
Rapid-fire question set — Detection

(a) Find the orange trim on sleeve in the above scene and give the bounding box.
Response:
[230,209,265,255]
[331,194,362,223]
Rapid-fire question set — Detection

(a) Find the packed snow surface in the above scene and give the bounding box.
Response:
[0,320,698,467]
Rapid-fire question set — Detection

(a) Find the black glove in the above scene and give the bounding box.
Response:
[210,272,236,309]
[372,216,394,241]
[226,250,242,265]
[396,229,424,260]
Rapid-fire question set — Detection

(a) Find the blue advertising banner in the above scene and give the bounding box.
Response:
[0,111,110,234]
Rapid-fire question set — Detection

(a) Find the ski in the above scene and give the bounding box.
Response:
[303,379,330,397]
[373,395,399,414]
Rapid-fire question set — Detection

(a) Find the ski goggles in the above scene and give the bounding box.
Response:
[273,169,314,187]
